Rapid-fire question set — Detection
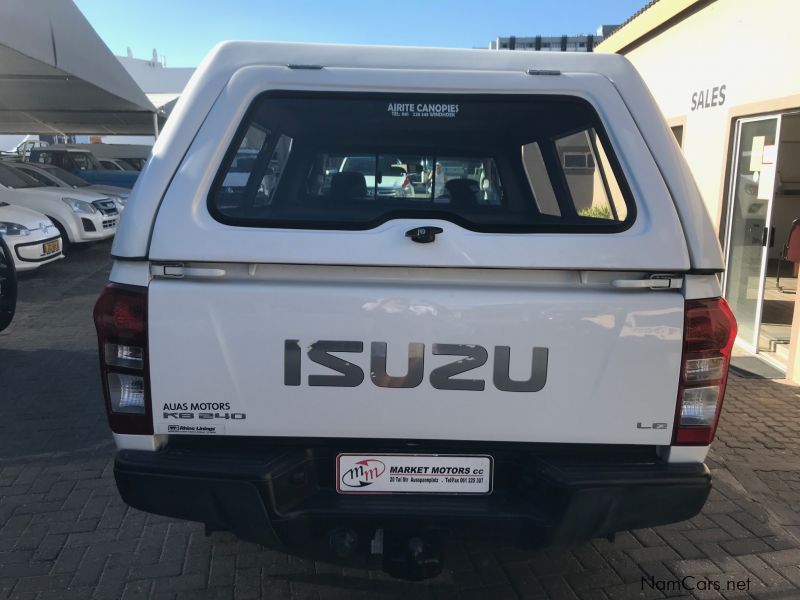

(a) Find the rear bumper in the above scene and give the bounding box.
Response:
[115,442,710,559]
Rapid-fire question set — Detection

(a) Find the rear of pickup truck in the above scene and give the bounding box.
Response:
[94,44,736,579]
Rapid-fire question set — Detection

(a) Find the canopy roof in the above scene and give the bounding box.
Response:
[0,0,161,135]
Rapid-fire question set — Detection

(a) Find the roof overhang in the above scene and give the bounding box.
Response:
[0,0,161,135]
[595,0,713,55]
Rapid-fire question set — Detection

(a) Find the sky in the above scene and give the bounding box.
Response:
[73,0,648,68]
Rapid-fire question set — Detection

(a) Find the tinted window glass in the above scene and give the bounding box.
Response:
[0,164,44,188]
[71,153,93,171]
[16,167,52,187]
[129,158,147,170]
[43,166,90,187]
[555,129,621,221]
[209,93,635,232]
[521,143,560,216]
[115,159,137,171]
[216,124,292,211]
[100,159,122,170]
[307,153,502,206]
[33,151,52,164]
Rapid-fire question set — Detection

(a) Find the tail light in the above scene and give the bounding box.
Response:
[673,297,737,445]
[402,176,412,188]
[93,283,152,434]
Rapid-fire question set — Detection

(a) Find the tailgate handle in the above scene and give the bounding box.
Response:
[151,264,226,279]
[611,275,682,290]
[406,226,443,244]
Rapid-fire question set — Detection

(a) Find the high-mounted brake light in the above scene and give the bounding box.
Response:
[673,298,737,445]
[93,283,152,434]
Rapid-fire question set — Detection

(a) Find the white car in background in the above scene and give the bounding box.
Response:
[10,162,130,212]
[0,162,118,251]
[0,201,62,271]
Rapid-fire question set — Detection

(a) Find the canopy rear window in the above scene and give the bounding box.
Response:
[208,93,636,232]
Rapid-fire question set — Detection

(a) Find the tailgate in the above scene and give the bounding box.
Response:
[149,266,683,445]
[146,80,690,446]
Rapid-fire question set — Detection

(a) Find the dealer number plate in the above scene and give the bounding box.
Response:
[42,240,60,254]
[336,454,493,495]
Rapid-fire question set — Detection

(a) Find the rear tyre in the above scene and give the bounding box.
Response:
[0,236,17,332]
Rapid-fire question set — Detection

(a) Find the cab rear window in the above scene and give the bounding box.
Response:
[208,93,635,232]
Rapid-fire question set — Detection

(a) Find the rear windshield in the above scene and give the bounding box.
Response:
[43,165,90,187]
[208,93,635,232]
[32,150,102,171]
[0,163,46,189]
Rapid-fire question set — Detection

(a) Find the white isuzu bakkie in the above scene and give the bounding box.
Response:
[94,42,737,580]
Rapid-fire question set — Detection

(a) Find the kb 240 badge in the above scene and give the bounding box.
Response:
[162,412,246,420]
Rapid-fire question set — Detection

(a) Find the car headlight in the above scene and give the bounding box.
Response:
[0,221,31,236]
[113,195,127,207]
[62,197,97,214]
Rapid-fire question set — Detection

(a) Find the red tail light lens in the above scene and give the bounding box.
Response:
[673,298,737,445]
[93,283,152,434]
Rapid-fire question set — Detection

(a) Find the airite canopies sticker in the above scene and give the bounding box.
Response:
[387,103,459,118]
[337,454,492,494]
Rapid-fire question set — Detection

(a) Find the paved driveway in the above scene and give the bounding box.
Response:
[1,242,800,599]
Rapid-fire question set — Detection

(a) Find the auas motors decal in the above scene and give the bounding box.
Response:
[340,459,386,488]
[284,340,548,391]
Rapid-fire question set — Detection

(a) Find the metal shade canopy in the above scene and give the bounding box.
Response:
[0,0,161,135]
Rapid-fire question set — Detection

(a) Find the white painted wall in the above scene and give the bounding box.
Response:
[622,0,800,230]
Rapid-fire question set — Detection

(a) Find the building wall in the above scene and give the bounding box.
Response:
[489,33,604,52]
[610,0,800,233]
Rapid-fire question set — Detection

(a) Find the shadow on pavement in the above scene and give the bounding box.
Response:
[0,348,111,461]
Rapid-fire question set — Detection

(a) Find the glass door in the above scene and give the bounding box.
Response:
[723,116,782,351]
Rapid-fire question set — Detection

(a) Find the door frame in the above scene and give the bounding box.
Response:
[722,113,783,354]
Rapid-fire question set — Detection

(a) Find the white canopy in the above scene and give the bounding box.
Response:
[0,0,162,135]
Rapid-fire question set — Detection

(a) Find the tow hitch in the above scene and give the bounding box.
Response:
[326,527,445,580]
[382,530,445,581]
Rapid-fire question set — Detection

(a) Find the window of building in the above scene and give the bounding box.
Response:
[671,125,684,148]
[554,129,627,221]
[562,152,595,170]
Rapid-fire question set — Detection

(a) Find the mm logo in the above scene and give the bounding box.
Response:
[340,459,386,488]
